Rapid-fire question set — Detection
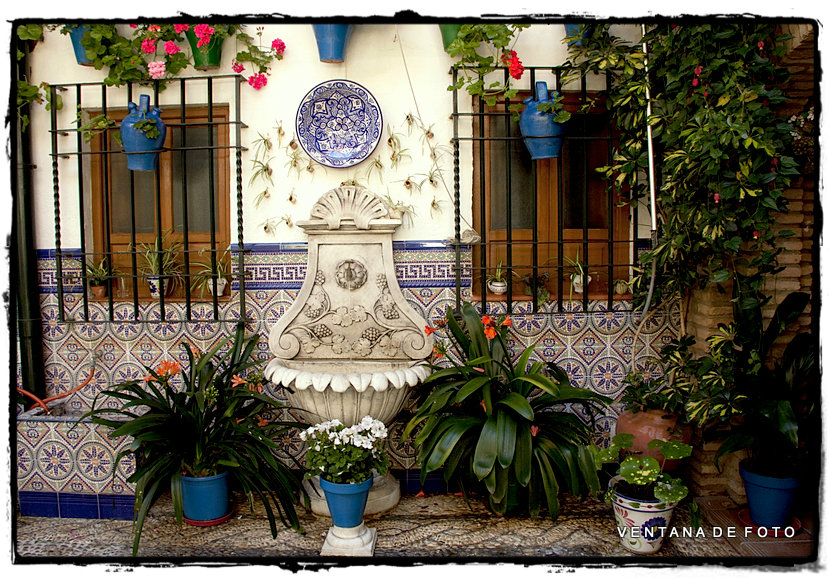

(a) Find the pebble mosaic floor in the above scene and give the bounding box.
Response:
[16,491,792,565]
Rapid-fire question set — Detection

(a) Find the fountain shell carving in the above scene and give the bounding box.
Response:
[265,186,433,427]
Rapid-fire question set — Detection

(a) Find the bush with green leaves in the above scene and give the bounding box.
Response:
[81,326,306,556]
[404,302,611,518]
[300,416,390,485]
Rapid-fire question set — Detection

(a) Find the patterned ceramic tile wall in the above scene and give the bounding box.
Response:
[18,242,680,516]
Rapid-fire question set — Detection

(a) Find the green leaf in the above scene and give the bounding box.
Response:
[455,376,492,403]
[424,417,483,473]
[497,392,534,421]
[472,415,498,480]
[495,408,517,468]
[514,421,533,486]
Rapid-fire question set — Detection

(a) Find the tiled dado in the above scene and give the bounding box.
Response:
[25,242,680,488]
[16,411,135,519]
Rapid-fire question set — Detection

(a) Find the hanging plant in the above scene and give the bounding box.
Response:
[446,24,529,112]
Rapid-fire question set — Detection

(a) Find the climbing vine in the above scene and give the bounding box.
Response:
[565,23,799,323]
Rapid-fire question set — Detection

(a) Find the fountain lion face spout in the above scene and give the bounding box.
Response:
[264,186,433,426]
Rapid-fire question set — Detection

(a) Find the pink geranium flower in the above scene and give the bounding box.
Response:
[193,24,215,39]
[148,61,166,79]
[164,41,180,55]
[232,61,245,73]
[271,38,286,55]
[174,24,190,34]
[141,38,158,54]
[248,73,268,90]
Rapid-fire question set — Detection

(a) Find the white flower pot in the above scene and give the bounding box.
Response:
[209,277,228,296]
[571,274,592,294]
[487,280,508,295]
[609,476,678,554]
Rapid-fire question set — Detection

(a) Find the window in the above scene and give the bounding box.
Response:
[466,84,635,310]
[86,104,231,300]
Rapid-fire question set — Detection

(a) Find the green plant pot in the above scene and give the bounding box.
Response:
[186,30,223,70]
[439,24,461,51]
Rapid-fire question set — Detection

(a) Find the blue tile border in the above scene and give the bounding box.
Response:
[18,491,135,520]
[18,491,59,517]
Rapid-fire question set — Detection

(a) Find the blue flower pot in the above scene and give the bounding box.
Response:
[312,24,353,63]
[739,462,799,528]
[180,472,231,523]
[564,24,593,47]
[120,94,166,171]
[319,475,373,528]
[519,81,567,160]
[69,25,92,66]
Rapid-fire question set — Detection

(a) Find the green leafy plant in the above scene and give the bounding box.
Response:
[517,271,550,303]
[446,24,530,111]
[136,233,184,294]
[191,248,232,298]
[80,327,307,555]
[85,257,112,287]
[565,24,800,326]
[76,111,121,144]
[675,292,818,477]
[300,416,390,485]
[404,302,611,517]
[486,261,507,284]
[618,367,687,420]
[132,118,160,139]
[594,433,692,503]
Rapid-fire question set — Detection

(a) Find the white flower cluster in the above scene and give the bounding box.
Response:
[299,415,387,451]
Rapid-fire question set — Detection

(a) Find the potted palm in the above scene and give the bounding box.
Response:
[300,415,389,556]
[593,434,693,554]
[404,302,611,518]
[81,326,306,556]
[191,248,232,298]
[137,233,183,298]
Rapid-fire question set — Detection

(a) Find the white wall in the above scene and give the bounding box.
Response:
[25,22,643,249]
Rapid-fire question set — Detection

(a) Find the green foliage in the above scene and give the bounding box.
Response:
[234,27,286,74]
[403,302,611,518]
[446,24,529,109]
[84,257,111,286]
[75,111,121,145]
[16,80,62,133]
[136,232,184,293]
[596,433,691,503]
[80,327,306,555]
[17,23,43,42]
[191,248,232,298]
[566,23,800,315]
[133,118,160,139]
[81,24,150,87]
[619,367,687,419]
[301,417,390,484]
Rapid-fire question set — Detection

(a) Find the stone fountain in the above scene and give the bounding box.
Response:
[264,186,433,522]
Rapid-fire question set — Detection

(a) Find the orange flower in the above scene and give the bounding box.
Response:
[501,316,512,328]
[257,416,269,427]
[154,360,182,378]
[481,315,494,326]
[425,325,437,336]
[530,425,540,437]
[484,326,497,340]
[231,375,248,388]
[432,343,446,359]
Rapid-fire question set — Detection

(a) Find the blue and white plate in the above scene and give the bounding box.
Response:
[295,80,382,169]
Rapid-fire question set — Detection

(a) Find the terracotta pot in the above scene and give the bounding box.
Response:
[89,285,107,299]
[615,409,692,471]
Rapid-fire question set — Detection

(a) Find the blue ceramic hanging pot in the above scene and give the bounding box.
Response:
[518,81,566,160]
[120,94,166,171]
[319,475,373,528]
[69,25,92,66]
[312,24,354,63]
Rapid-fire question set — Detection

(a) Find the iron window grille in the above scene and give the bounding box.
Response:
[451,65,645,314]
[48,76,247,323]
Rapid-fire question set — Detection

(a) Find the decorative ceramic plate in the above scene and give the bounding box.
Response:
[295,80,382,169]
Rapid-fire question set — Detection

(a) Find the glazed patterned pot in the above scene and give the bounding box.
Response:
[609,476,678,554]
